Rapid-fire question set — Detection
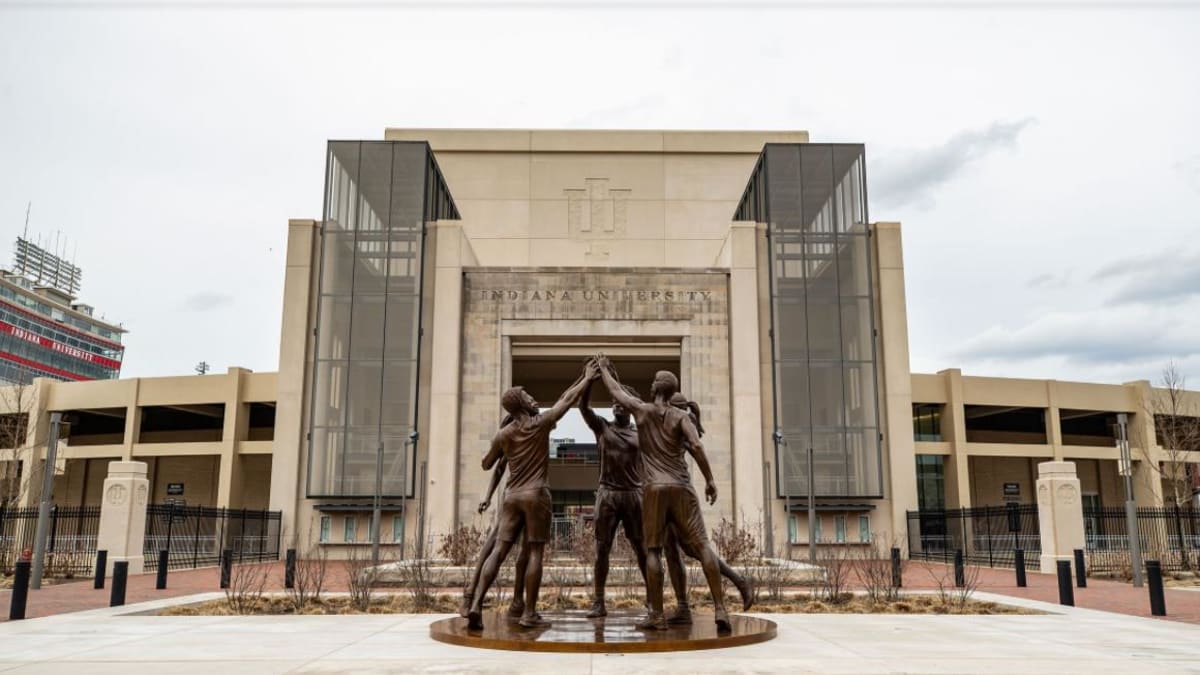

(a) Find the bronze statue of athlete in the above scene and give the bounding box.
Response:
[579,378,649,617]
[467,363,595,629]
[661,392,752,624]
[458,433,537,621]
[595,356,734,632]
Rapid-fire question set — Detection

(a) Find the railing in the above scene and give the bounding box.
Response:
[143,504,282,571]
[1084,505,1200,572]
[906,504,1041,568]
[0,505,101,577]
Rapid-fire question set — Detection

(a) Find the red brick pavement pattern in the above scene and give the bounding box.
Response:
[4,559,1200,626]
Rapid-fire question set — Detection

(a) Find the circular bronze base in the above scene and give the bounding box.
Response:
[429,609,777,653]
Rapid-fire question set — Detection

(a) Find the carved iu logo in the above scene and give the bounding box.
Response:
[565,178,630,237]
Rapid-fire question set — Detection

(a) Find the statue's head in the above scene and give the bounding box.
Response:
[612,385,639,423]
[501,386,538,416]
[650,370,679,399]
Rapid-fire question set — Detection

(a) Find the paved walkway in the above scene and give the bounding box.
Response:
[5,559,1200,625]
[1,591,1198,674]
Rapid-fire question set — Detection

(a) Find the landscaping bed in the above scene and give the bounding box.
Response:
[158,591,1038,617]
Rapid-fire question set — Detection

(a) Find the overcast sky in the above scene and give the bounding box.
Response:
[1,2,1198,395]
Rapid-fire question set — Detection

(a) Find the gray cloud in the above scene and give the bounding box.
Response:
[871,119,1036,209]
[1026,270,1072,290]
[1091,249,1200,305]
[181,293,234,312]
[955,303,1200,369]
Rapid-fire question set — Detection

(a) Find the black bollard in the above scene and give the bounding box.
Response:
[954,549,965,588]
[890,547,902,588]
[110,561,128,607]
[1056,560,1074,606]
[220,549,233,589]
[9,560,31,620]
[93,550,107,590]
[1014,549,1027,588]
[1147,560,1166,616]
[1074,549,1087,588]
[156,550,169,590]
[285,548,296,590]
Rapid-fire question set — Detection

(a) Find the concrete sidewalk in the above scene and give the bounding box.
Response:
[0,591,1198,674]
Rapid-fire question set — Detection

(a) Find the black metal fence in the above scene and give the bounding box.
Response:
[907,504,1041,568]
[0,505,100,578]
[143,504,281,572]
[1084,505,1200,573]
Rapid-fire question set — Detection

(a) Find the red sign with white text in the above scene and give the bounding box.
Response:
[0,320,122,370]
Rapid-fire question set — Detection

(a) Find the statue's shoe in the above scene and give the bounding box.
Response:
[507,602,525,618]
[585,601,607,618]
[666,605,693,625]
[714,608,732,633]
[636,613,668,631]
[734,574,754,610]
[467,609,484,631]
[518,614,550,628]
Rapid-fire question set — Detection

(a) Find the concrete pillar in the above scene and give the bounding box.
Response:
[874,223,919,548]
[1036,460,1086,574]
[725,222,765,523]
[217,368,250,508]
[941,369,972,508]
[271,220,319,546]
[96,461,149,576]
[1046,381,1064,461]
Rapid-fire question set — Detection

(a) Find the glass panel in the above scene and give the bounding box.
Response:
[345,361,382,428]
[381,424,415,495]
[775,361,810,430]
[390,143,428,230]
[311,360,347,428]
[320,233,357,295]
[383,296,419,361]
[836,234,871,297]
[341,427,380,496]
[324,142,361,232]
[386,232,422,292]
[812,431,847,495]
[800,145,834,233]
[843,362,877,428]
[808,363,845,428]
[805,296,842,361]
[316,295,351,360]
[839,297,872,362]
[774,292,807,360]
[764,145,802,230]
[846,427,882,496]
[351,231,389,294]
[308,427,343,495]
[349,295,386,360]
[380,361,416,428]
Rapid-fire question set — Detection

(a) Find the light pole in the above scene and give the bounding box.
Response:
[31,412,64,589]
[774,430,791,560]
[1117,413,1144,587]
[807,444,816,565]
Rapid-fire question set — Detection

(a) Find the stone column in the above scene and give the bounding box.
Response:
[1036,460,1085,574]
[96,461,150,576]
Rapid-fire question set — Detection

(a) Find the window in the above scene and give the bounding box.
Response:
[318,516,331,543]
[835,515,847,543]
[392,515,405,544]
[344,516,357,543]
[367,514,376,542]
[916,455,946,511]
[814,516,823,543]
[912,403,943,442]
[858,515,871,543]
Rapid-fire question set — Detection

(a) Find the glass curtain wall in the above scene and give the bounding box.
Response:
[307,140,457,498]
[738,143,883,498]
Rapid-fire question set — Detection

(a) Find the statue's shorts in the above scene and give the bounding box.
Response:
[642,483,709,552]
[497,486,552,544]
[593,487,644,545]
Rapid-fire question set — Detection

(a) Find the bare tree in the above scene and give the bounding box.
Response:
[1140,363,1200,508]
[0,376,37,510]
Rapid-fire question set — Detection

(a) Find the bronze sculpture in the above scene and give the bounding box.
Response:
[594,355,736,632]
[466,365,595,629]
[578,378,649,617]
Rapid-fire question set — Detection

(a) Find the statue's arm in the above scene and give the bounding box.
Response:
[598,362,648,413]
[579,379,605,434]
[482,431,505,470]
[681,415,718,504]
[479,457,507,513]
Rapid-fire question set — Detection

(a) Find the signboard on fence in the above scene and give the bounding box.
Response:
[167,483,184,496]
[1003,482,1020,503]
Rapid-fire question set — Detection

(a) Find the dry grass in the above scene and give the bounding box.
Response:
[160,590,1037,617]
